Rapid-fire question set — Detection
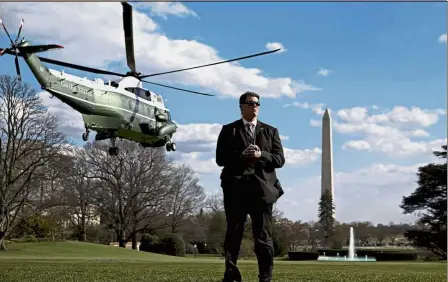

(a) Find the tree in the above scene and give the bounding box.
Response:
[0,76,67,250]
[206,210,226,254]
[166,164,206,233]
[318,189,336,248]
[84,140,172,249]
[400,145,447,259]
[62,151,97,241]
[272,217,293,255]
[350,221,374,246]
[204,193,224,213]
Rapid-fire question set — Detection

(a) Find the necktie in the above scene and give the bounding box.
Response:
[245,123,255,144]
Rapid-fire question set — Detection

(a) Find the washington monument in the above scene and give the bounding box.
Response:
[321,108,334,201]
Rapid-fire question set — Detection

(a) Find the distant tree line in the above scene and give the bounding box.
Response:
[0,75,446,261]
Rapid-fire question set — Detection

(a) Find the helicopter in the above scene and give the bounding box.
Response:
[0,2,280,156]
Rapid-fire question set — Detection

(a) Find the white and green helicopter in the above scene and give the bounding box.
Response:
[0,2,280,156]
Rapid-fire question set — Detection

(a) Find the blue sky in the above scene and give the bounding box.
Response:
[0,2,446,224]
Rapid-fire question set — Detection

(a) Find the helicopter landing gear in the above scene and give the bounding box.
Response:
[82,125,90,141]
[108,137,119,156]
[166,142,176,152]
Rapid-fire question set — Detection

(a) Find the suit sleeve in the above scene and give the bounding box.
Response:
[216,125,241,167]
[260,127,285,168]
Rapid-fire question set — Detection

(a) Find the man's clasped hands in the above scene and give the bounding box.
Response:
[242,144,261,162]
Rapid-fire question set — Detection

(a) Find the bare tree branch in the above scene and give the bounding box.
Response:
[0,75,68,250]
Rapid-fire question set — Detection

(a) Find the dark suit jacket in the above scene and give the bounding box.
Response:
[216,119,285,204]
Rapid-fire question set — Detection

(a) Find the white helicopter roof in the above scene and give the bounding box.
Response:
[115,76,166,109]
[116,76,142,88]
[48,68,167,110]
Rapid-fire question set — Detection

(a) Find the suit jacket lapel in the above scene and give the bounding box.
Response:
[255,121,264,147]
[237,119,249,147]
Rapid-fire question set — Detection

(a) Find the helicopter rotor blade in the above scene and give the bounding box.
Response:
[122,2,136,74]
[0,18,14,46]
[13,44,64,54]
[14,19,24,44]
[14,54,21,81]
[139,48,282,79]
[0,48,9,56]
[1,45,127,78]
[141,79,215,96]
[37,56,127,77]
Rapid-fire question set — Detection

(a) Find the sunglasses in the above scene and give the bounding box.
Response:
[243,101,260,106]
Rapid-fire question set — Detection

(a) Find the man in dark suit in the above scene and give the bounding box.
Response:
[216,91,285,282]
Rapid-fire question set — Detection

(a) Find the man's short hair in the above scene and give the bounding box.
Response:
[239,91,260,105]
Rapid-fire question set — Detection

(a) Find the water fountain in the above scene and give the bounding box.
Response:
[317,226,377,262]
[348,226,355,260]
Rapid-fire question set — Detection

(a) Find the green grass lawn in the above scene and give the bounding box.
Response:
[0,241,446,282]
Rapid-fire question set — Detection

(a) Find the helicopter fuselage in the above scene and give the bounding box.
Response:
[22,44,177,148]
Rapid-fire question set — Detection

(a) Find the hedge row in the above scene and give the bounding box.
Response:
[140,233,186,257]
[317,249,418,261]
[288,249,419,261]
[287,251,319,260]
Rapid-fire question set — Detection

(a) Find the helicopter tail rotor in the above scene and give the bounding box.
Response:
[0,18,64,81]
[1,18,25,80]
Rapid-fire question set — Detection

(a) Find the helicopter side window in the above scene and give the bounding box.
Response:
[125,87,136,94]
[136,88,146,99]
[145,91,152,101]
[126,87,151,101]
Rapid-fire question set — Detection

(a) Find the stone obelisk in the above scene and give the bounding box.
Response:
[321,108,334,204]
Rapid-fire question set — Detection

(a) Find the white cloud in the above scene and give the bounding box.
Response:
[333,105,446,156]
[265,42,286,53]
[337,107,368,123]
[174,123,221,143]
[283,101,325,115]
[342,140,370,151]
[365,106,446,128]
[280,135,289,141]
[407,129,430,137]
[1,3,320,99]
[438,33,447,44]
[171,152,220,174]
[317,68,332,77]
[133,2,198,19]
[284,147,321,165]
[278,162,425,224]
[294,103,446,157]
[38,91,84,138]
[310,119,321,127]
